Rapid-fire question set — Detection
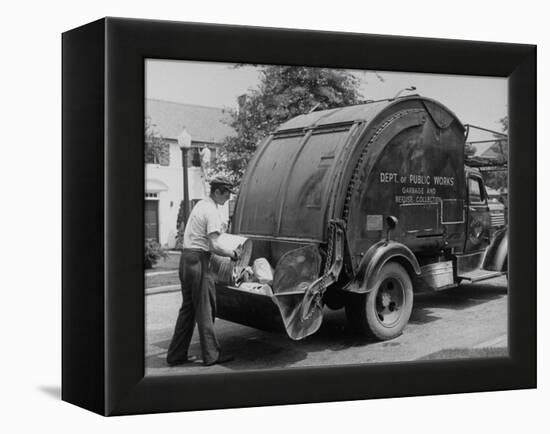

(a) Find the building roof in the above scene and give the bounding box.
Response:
[472,142,493,157]
[146,99,235,144]
[473,141,502,159]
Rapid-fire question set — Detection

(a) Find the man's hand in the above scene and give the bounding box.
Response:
[208,232,244,261]
[231,245,243,261]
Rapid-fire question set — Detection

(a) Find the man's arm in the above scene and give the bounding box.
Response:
[208,232,238,260]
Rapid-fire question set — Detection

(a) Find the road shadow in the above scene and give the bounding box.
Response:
[298,278,508,344]
[146,279,507,373]
[147,311,375,372]
[146,339,210,369]
[409,281,507,325]
[453,282,508,297]
[147,328,311,371]
[408,306,442,325]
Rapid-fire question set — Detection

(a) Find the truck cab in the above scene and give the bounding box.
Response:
[464,167,491,253]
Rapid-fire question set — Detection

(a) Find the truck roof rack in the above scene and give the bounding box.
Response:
[464,124,508,172]
[465,157,507,172]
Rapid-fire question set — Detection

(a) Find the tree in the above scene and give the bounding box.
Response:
[217,66,365,183]
[145,116,168,164]
[144,239,167,269]
[174,200,187,250]
[483,116,508,191]
[465,142,476,157]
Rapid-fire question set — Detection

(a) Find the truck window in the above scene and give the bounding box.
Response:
[468,177,485,203]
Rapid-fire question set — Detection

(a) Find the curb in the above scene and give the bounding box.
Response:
[145,284,181,296]
[146,270,178,277]
[473,334,508,348]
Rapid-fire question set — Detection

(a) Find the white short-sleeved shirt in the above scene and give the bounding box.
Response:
[183,197,226,251]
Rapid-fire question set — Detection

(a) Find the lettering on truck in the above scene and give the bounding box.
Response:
[378,171,455,204]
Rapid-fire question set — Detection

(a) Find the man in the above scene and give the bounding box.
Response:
[166,175,239,366]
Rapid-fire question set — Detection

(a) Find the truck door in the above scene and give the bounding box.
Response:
[464,174,491,253]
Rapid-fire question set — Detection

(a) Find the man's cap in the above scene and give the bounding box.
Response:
[209,175,236,194]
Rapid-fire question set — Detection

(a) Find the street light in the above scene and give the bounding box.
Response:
[177,129,192,227]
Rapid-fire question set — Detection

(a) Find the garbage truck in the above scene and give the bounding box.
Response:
[213,95,508,341]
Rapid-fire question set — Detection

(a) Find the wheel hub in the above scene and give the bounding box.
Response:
[376,277,405,326]
[380,292,392,309]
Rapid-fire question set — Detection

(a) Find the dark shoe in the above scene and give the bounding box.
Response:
[204,354,234,366]
[167,355,198,367]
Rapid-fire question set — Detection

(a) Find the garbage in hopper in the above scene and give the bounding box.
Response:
[209,235,276,296]
[252,258,274,284]
[236,266,254,284]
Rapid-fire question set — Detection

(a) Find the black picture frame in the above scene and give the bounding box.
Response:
[62,17,536,416]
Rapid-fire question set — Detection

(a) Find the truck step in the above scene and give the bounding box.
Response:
[457,269,505,283]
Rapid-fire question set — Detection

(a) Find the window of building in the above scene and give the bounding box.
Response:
[191,148,201,167]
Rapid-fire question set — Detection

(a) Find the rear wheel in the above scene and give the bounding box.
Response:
[345,262,413,340]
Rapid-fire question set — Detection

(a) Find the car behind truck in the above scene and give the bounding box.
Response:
[213,95,508,341]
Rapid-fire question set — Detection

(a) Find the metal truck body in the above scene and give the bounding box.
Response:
[215,96,508,340]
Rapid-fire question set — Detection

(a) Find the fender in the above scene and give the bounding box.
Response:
[343,240,421,294]
[482,228,508,272]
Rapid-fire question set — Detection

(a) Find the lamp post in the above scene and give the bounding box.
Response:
[177,130,192,227]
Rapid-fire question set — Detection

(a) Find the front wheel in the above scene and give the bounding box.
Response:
[345,262,413,340]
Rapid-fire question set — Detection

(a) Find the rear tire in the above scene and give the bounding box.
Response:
[345,262,413,340]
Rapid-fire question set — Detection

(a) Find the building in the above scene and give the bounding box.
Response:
[145,99,236,248]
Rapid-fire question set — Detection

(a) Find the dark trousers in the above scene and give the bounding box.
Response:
[166,249,220,365]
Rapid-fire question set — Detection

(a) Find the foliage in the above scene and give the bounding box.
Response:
[144,239,167,269]
[464,142,476,157]
[483,116,508,191]
[217,66,365,183]
[174,200,186,250]
[145,116,167,164]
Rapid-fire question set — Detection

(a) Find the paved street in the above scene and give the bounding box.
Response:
[145,276,507,376]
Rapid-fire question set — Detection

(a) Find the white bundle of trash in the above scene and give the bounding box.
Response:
[237,258,273,283]
[235,257,274,296]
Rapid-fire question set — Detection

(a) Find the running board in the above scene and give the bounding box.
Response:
[457,269,505,283]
